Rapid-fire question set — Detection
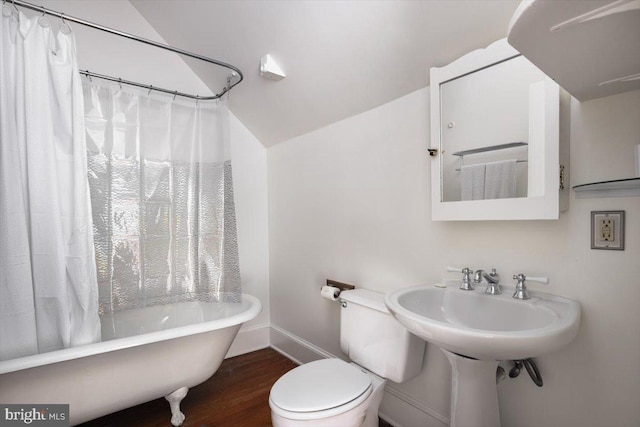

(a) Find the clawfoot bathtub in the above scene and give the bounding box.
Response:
[0,295,261,426]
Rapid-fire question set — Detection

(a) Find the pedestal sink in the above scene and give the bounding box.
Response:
[384,283,580,427]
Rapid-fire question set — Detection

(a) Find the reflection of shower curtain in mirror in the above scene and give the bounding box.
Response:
[83,82,241,315]
[0,12,100,361]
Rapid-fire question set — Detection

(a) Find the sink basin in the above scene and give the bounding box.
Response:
[384,283,581,360]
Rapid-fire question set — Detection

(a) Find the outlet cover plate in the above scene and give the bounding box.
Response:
[591,210,625,250]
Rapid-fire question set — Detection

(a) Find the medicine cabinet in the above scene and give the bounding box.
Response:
[430,38,568,221]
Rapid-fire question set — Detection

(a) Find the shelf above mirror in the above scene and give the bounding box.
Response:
[573,177,640,198]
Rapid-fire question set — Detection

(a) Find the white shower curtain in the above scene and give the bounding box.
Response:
[0,11,100,360]
[83,80,242,315]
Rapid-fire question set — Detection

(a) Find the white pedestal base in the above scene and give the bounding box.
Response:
[442,349,500,427]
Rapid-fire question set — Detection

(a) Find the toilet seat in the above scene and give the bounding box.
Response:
[269,359,373,421]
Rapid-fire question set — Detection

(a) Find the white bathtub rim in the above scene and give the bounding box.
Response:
[0,294,262,375]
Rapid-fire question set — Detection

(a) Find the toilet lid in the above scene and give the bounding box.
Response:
[270,359,372,413]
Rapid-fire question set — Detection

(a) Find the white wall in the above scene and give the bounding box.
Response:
[227,112,270,355]
[38,1,270,344]
[268,88,640,426]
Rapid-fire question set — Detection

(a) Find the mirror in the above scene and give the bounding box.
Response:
[441,56,547,202]
[430,38,564,221]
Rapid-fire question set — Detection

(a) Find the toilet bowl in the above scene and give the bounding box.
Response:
[269,289,426,427]
[269,359,386,427]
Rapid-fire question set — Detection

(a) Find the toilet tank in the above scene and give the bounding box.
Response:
[340,289,425,383]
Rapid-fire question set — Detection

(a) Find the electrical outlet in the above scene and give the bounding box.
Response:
[599,218,614,241]
[591,211,625,250]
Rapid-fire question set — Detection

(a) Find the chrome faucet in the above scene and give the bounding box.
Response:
[474,268,501,295]
[512,273,549,300]
[459,267,474,290]
[447,266,475,290]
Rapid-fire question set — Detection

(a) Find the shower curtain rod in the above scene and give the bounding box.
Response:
[10,0,243,100]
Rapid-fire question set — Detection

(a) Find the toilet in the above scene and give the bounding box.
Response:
[269,289,425,427]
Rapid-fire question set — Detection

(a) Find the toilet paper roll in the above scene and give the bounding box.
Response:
[321,285,340,301]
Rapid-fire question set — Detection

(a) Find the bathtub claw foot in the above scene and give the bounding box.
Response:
[165,387,189,426]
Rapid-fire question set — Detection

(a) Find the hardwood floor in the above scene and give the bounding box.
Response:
[79,348,394,427]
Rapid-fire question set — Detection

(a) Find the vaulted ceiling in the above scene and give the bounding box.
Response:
[131,0,520,147]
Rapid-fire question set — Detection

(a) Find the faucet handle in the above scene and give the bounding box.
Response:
[512,274,549,300]
[448,266,474,290]
[526,276,549,284]
[513,274,549,285]
[447,266,473,278]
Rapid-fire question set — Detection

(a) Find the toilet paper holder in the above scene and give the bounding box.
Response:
[322,279,355,307]
[325,279,355,293]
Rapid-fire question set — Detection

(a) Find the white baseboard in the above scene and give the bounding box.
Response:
[380,386,449,427]
[225,323,270,358]
[269,325,449,427]
[270,324,337,364]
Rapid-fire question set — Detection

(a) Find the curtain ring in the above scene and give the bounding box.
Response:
[173,91,178,101]
[58,11,72,34]
[1,1,11,18]
[10,0,19,12]
[37,9,49,27]
[118,78,122,89]
[147,85,153,95]
[196,95,199,106]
